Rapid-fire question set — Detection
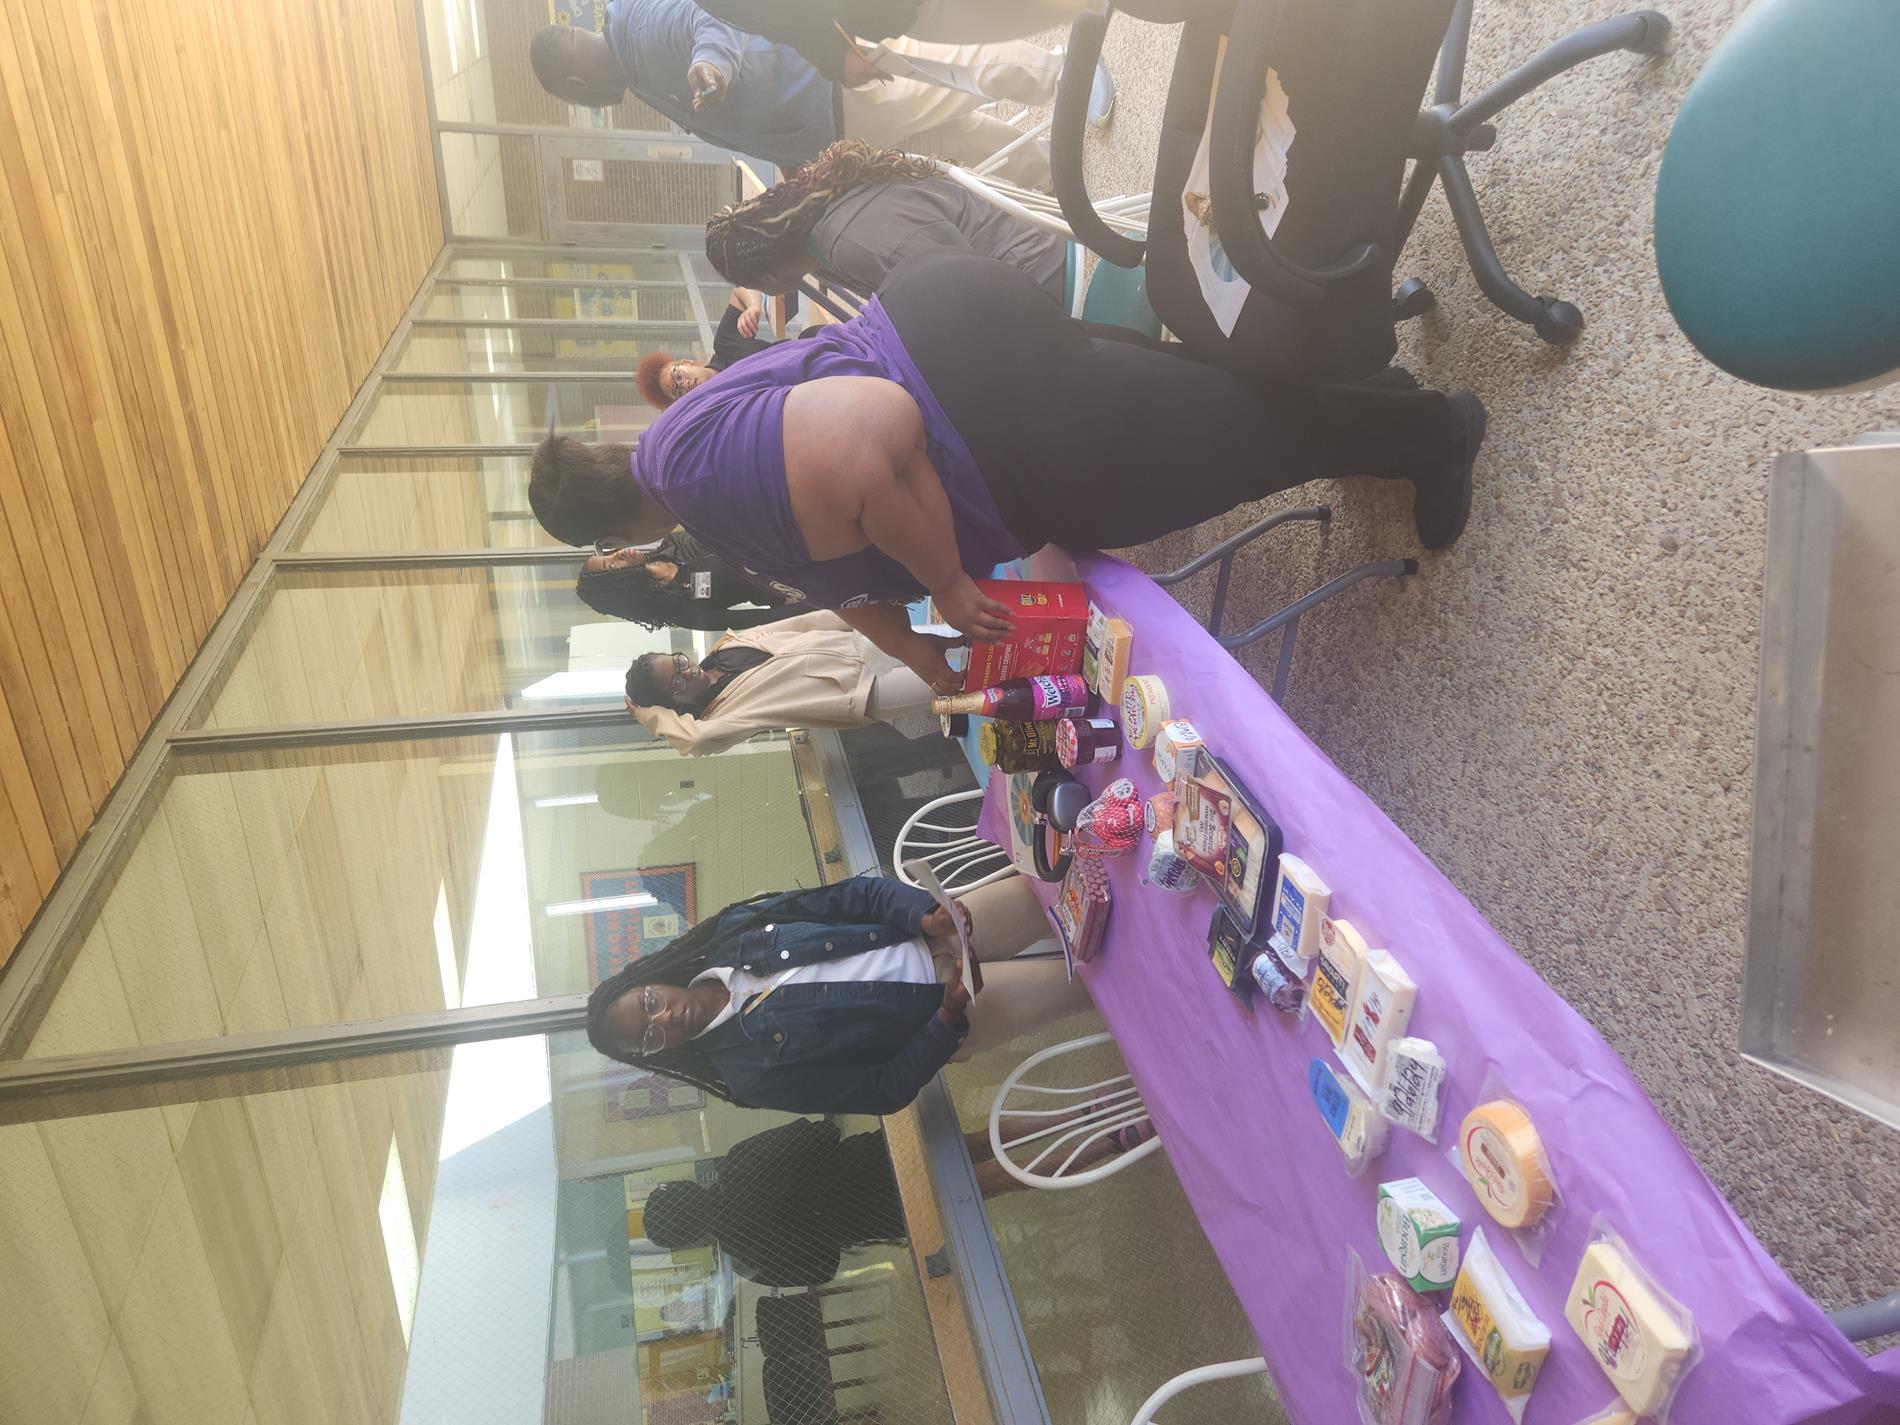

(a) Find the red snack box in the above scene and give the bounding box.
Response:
[960,579,1089,691]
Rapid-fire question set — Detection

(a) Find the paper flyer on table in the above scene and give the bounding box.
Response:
[1182,57,1295,336]
[903,858,984,993]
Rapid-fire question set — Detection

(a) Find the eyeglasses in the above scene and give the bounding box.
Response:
[669,653,692,698]
[638,987,667,1056]
[593,537,626,557]
[665,363,694,402]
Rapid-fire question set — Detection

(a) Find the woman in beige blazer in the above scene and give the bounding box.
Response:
[625,611,957,756]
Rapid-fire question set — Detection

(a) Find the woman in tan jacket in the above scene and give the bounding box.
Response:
[625,611,956,756]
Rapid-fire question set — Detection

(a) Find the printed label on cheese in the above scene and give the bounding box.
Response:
[1460,1100,1553,1229]
[1564,1241,1694,1415]
[1310,917,1364,1047]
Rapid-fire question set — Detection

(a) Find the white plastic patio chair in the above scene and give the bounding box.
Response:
[1130,1358,1271,1424]
[893,789,1016,894]
[988,1032,1162,1188]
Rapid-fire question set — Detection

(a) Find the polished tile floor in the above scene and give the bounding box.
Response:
[945,1008,1285,1424]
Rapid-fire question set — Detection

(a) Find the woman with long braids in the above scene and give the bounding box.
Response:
[585,872,1092,1115]
[704,140,1067,304]
[578,528,807,632]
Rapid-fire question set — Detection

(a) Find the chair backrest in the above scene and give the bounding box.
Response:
[892,789,1016,894]
[1133,0,1455,383]
[989,1031,1162,1189]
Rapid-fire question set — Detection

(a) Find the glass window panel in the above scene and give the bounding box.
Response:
[13,720,828,1060]
[444,255,694,281]
[291,456,562,552]
[350,378,642,445]
[0,1036,954,1423]
[394,326,697,374]
[440,134,540,240]
[186,565,648,729]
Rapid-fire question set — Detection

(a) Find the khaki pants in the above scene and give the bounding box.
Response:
[923,876,1094,1060]
[837,36,1060,187]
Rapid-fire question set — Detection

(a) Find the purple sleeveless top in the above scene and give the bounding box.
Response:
[630,296,1024,608]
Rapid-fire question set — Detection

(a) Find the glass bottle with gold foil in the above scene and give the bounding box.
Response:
[979,719,1062,773]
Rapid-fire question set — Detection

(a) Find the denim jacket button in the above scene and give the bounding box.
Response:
[764,924,775,933]
[780,949,790,960]
[773,1032,784,1043]
[823,940,834,951]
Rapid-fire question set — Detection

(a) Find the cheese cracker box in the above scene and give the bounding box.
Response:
[960,580,1089,691]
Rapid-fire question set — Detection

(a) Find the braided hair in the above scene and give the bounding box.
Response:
[586,887,845,1104]
[577,561,694,632]
[705,141,941,288]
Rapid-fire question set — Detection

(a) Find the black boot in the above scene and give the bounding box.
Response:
[1412,392,1487,550]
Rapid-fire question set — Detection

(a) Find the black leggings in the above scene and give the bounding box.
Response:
[879,250,1460,551]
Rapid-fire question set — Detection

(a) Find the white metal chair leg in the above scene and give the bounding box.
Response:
[1130,1358,1270,1425]
[989,1032,1161,1189]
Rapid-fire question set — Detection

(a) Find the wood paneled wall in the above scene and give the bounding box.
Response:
[0,0,443,955]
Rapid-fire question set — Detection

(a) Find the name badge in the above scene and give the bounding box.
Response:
[691,571,713,599]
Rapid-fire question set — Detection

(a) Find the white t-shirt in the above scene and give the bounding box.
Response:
[691,939,938,1039]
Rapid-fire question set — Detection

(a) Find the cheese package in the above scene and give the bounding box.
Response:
[1311,916,1369,1047]
[1565,1231,1699,1418]
[1308,1058,1387,1175]
[1445,1228,1552,1413]
[1081,602,1109,689]
[1379,1037,1447,1140]
[1460,1099,1556,1233]
[1151,719,1204,783]
[1094,618,1133,704]
[1345,1249,1461,1425]
[1172,749,1281,933]
[1376,1178,1461,1293]
[960,580,1088,690]
[1048,861,1110,973]
[1340,948,1417,1092]
[1120,674,1170,747]
[1268,853,1331,962]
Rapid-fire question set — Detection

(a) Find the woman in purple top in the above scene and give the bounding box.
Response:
[530,250,1487,692]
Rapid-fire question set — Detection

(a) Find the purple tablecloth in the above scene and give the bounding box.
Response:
[979,554,1900,1425]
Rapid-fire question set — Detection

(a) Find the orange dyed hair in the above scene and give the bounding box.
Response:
[636,351,680,409]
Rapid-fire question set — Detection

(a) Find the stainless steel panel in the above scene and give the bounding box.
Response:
[1744,439,1900,1130]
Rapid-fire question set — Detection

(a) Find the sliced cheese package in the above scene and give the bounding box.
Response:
[1454,1069,1562,1265]
[1311,915,1369,1047]
[1565,1219,1700,1420]
[1444,1228,1551,1422]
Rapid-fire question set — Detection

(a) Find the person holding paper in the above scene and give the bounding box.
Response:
[578,528,807,632]
[704,141,1068,304]
[528,0,1067,184]
[622,610,955,755]
[585,873,1094,1115]
[528,250,1489,693]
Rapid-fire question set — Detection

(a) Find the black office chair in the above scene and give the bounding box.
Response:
[1053,0,1671,373]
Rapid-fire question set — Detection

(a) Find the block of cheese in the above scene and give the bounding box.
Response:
[1460,1100,1555,1230]
[1308,1058,1387,1174]
[1565,1240,1696,1416]
[1340,947,1417,1091]
[1378,1037,1447,1139]
[1151,719,1204,783]
[1094,617,1133,704]
[1376,1178,1461,1292]
[1267,853,1331,963]
[1310,916,1367,1047]
[1446,1228,1551,1400]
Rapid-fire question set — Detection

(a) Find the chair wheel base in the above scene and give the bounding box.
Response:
[1533,298,1584,343]
[1393,278,1436,321]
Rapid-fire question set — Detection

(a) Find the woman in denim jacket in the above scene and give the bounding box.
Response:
[586,873,1090,1115]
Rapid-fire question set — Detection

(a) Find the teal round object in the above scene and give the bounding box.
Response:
[1654,0,1900,390]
